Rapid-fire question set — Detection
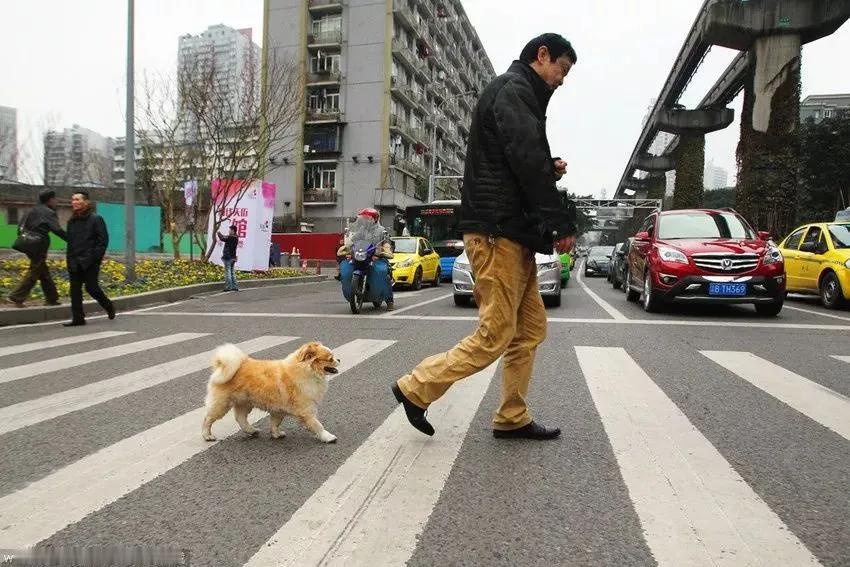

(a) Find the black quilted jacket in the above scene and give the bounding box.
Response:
[458,60,576,254]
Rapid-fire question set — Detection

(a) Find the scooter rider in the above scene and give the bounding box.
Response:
[338,208,395,310]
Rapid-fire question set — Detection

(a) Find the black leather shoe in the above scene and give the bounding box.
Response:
[392,383,434,436]
[493,421,561,440]
[107,307,116,320]
[63,320,86,327]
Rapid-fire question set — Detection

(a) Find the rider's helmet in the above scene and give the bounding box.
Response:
[357,208,380,223]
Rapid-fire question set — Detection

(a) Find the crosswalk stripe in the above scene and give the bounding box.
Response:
[0,338,394,549]
[0,331,134,358]
[243,361,499,567]
[831,355,850,364]
[0,333,209,385]
[702,351,850,441]
[576,346,821,567]
[0,336,298,437]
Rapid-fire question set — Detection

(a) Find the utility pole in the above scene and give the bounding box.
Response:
[124,0,136,281]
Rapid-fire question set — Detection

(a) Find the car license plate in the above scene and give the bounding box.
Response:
[708,283,747,296]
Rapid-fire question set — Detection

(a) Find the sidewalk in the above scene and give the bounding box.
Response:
[0,275,328,326]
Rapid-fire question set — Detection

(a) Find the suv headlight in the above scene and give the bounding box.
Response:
[844,258,850,269]
[454,261,470,272]
[762,245,783,265]
[658,247,688,265]
[397,258,413,268]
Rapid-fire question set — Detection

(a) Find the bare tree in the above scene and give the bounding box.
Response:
[136,70,200,258]
[178,51,303,260]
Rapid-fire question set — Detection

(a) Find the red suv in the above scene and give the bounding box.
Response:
[625,208,786,315]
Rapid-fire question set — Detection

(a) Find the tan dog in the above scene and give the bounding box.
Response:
[201,341,340,443]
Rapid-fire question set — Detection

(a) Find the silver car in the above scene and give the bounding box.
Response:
[452,249,562,307]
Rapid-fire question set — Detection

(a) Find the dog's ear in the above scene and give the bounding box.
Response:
[298,342,323,362]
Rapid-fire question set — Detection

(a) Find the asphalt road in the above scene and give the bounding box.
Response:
[0,261,847,567]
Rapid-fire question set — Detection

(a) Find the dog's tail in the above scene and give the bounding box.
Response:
[209,343,246,385]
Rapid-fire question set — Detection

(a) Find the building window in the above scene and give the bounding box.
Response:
[308,88,340,113]
[310,53,340,74]
[824,109,834,118]
[304,164,336,190]
[6,207,19,225]
[312,15,341,35]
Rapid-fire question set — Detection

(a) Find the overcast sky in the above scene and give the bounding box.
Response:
[2,0,849,195]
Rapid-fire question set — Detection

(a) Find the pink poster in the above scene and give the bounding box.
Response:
[206,179,277,272]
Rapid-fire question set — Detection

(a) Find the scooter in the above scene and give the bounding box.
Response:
[340,240,393,314]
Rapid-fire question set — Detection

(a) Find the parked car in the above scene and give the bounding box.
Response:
[778,222,850,309]
[452,249,562,307]
[584,246,615,277]
[610,239,632,290]
[625,208,785,315]
[389,237,441,290]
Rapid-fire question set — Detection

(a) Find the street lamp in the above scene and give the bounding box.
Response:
[427,79,477,203]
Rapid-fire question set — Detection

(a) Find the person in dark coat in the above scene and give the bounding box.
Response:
[217,225,240,292]
[7,189,67,307]
[63,191,115,326]
[392,34,578,440]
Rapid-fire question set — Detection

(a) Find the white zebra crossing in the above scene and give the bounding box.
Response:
[0,338,395,549]
[576,346,821,567]
[0,335,298,436]
[244,361,500,567]
[0,333,208,385]
[702,351,850,441]
[0,331,133,358]
[831,355,850,364]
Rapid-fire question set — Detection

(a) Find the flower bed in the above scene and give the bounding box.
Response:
[1,258,302,304]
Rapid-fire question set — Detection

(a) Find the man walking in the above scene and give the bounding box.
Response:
[392,34,578,440]
[7,190,67,307]
[64,191,115,326]
[217,225,239,291]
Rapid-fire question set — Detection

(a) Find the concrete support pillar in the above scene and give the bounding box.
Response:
[646,173,667,201]
[736,35,801,237]
[672,134,705,210]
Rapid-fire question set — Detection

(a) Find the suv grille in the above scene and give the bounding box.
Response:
[692,252,759,274]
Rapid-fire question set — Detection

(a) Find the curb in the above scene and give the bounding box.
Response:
[0,275,328,327]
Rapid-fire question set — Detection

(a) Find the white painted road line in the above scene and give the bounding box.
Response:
[0,336,298,437]
[386,292,453,316]
[832,355,850,364]
[783,304,850,322]
[0,331,133,358]
[244,361,499,567]
[576,346,820,567]
[130,311,850,332]
[0,338,394,549]
[0,333,209,385]
[575,260,628,321]
[702,351,850,441]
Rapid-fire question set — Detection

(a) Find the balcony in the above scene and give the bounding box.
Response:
[390,79,418,109]
[307,69,341,85]
[308,0,343,14]
[304,126,342,155]
[308,30,342,49]
[304,188,338,205]
[390,157,426,179]
[392,2,417,31]
[389,114,426,146]
[391,39,417,72]
[306,108,343,124]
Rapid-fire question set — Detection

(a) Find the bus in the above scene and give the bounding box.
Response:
[404,200,463,281]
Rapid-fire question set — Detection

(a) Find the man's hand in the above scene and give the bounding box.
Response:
[553,159,568,180]
[555,234,577,254]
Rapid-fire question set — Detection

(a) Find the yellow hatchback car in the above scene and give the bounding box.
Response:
[778,222,850,309]
[389,237,442,290]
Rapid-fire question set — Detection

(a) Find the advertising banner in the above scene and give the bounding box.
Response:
[206,179,276,272]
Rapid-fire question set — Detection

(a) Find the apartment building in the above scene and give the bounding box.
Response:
[0,106,17,182]
[266,0,495,233]
[43,124,114,187]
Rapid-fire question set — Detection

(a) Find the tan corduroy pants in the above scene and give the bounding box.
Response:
[397,233,547,430]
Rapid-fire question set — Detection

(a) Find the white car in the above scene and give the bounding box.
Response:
[451,249,562,307]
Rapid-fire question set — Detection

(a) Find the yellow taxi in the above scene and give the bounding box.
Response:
[389,236,442,290]
[778,222,850,309]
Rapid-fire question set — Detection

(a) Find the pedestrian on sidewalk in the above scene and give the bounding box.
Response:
[218,225,240,291]
[7,189,67,308]
[64,191,115,326]
[392,34,578,440]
